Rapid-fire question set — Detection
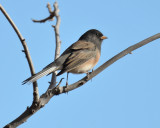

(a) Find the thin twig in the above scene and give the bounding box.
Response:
[32,2,61,89]
[0,4,39,103]
[48,2,61,89]
[56,78,64,88]
[32,2,56,23]
[47,2,52,14]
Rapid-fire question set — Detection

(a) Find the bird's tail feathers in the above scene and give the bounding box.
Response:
[22,66,58,85]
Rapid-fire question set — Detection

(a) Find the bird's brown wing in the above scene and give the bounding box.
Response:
[61,41,96,55]
[57,41,96,75]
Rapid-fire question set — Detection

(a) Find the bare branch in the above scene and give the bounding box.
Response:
[47,2,53,14]
[32,2,61,90]
[3,2,61,127]
[0,4,39,103]
[53,2,61,60]
[32,3,56,23]
[48,2,61,90]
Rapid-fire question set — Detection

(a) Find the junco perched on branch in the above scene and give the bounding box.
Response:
[22,29,107,85]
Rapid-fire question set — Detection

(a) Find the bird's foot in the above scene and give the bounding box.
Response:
[65,81,69,94]
[86,69,94,81]
[66,81,68,88]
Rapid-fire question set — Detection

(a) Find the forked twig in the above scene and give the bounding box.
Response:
[32,3,56,23]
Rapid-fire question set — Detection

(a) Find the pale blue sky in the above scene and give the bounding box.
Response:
[1,0,160,128]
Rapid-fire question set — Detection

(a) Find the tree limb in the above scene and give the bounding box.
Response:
[32,2,61,90]
[0,4,39,103]
[49,2,61,90]
[2,2,61,128]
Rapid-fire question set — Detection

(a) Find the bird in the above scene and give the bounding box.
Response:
[22,29,107,85]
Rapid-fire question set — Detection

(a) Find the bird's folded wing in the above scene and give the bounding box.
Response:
[57,41,97,75]
[57,49,96,75]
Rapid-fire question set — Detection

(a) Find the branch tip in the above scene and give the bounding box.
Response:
[22,39,25,41]
[22,50,25,52]
[52,25,55,28]
[40,104,45,108]
[26,106,29,110]
[56,78,64,88]
[47,3,52,14]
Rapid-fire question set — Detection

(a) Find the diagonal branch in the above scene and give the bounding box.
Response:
[0,4,39,103]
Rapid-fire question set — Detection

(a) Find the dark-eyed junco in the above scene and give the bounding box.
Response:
[22,29,107,84]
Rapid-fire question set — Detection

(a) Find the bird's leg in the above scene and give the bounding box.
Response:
[86,69,94,81]
[92,69,94,73]
[66,72,69,87]
[91,69,94,82]
[64,72,69,94]
[86,72,90,79]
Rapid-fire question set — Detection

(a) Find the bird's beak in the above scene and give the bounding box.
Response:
[100,36,108,40]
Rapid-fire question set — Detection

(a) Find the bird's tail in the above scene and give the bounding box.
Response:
[22,65,58,85]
